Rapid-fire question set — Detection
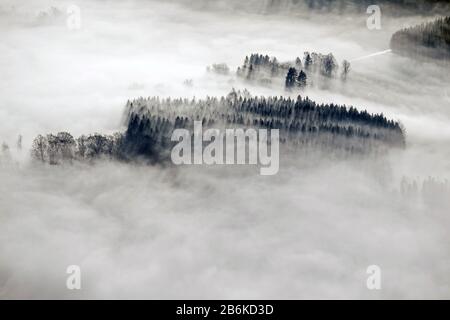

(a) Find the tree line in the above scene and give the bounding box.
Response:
[390,16,450,61]
[267,0,450,14]
[31,132,124,165]
[31,90,405,165]
[121,90,404,159]
[236,53,350,90]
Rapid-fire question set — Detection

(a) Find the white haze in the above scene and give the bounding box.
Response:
[0,0,449,299]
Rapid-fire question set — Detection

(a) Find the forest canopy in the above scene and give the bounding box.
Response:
[390,16,450,62]
[31,91,405,165]
[236,53,350,89]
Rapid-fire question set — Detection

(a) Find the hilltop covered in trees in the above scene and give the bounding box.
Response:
[31,90,404,165]
[266,0,450,15]
[390,17,450,62]
[236,53,350,90]
[178,0,450,16]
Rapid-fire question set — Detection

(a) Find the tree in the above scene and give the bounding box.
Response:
[1,142,9,153]
[46,134,59,164]
[295,57,302,69]
[321,53,338,77]
[86,134,106,157]
[76,135,87,158]
[17,135,22,150]
[0,142,11,163]
[341,60,351,80]
[31,134,48,162]
[271,61,279,77]
[303,52,313,70]
[56,132,76,162]
[285,67,298,89]
[247,64,254,80]
[297,70,307,87]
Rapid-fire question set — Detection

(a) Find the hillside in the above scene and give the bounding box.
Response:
[391,17,450,61]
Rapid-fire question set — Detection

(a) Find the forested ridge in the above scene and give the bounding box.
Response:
[180,0,450,15]
[31,90,405,165]
[266,0,450,14]
[391,16,450,61]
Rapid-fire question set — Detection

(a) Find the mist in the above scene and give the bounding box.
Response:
[1,0,449,299]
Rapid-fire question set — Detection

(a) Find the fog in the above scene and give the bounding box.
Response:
[0,0,449,299]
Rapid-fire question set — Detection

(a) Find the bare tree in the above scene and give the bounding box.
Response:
[56,132,76,162]
[31,135,48,162]
[341,60,351,80]
[17,135,22,151]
